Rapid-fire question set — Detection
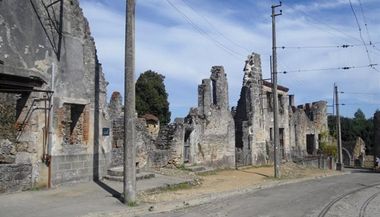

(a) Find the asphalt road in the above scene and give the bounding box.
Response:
[142,169,380,217]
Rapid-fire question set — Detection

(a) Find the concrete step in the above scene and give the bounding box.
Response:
[107,166,140,177]
[103,172,155,182]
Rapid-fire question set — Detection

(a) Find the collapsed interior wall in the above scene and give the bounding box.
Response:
[0,0,111,192]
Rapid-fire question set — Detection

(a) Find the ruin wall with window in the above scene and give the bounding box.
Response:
[234,53,290,166]
[289,101,328,158]
[0,0,111,192]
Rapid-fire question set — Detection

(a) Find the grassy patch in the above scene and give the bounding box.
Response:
[165,182,193,191]
[197,170,218,176]
[127,201,138,207]
[29,186,43,191]
[176,164,192,171]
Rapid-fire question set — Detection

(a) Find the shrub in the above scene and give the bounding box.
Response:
[319,141,337,158]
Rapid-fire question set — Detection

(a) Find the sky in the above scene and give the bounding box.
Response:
[80,0,380,121]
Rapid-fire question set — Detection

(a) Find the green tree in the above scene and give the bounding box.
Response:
[136,70,171,125]
[328,108,375,154]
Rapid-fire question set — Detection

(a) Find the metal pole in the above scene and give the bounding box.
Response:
[47,63,55,188]
[335,84,343,171]
[271,2,282,178]
[124,0,136,204]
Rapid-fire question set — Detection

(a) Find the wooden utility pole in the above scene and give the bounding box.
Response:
[271,2,282,178]
[124,0,136,204]
[334,84,343,171]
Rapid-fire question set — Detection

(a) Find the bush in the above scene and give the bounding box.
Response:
[319,141,337,158]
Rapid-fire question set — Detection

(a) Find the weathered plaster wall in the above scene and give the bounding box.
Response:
[0,0,111,191]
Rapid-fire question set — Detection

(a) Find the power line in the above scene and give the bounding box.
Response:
[277,42,380,50]
[283,2,362,43]
[348,0,372,64]
[166,0,244,59]
[357,0,380,65]
[280,64,378,74]
[341,91,378,95]
[342,103,380,106]
[347,0,380,73]
[358,0,372,45]
[181,0,251,54]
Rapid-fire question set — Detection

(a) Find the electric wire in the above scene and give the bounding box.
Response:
[348,0,380,72]
[277,42,380,50]
[341,91,378,95]
[181,0,251,54]
[358,0,372,45]
[280,64,378,74]
[283,2,362,43]
[166,0,244,60]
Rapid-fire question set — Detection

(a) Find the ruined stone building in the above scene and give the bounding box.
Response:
[0,0,111,193]
[109,66,236,170]
[234,53,328,166]
[181,66,235,167]
[289,101,328,158]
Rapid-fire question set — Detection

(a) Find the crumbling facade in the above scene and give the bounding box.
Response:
[234,54,290,166]
[234,53,328,166]
[182,66,235,167]
[109,67,235,170]
[0,0,111,193]
[289,101,328,158]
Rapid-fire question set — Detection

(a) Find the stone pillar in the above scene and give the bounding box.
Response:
[210,66,229,111]
[109,91,122,120]
[289,95,295,107]
[198,79,211,117]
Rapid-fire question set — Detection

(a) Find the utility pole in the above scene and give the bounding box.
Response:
[124,0,136,204]
[271,2,282,178]
[334,84,343,171]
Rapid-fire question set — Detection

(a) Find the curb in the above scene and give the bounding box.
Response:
[81,171,350,217]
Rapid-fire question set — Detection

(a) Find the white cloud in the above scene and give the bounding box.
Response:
[80,0,380,119]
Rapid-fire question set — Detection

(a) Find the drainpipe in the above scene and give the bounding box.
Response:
[47,63,55,188]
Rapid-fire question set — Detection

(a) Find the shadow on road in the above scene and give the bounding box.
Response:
[94,180,123,202]
[344,167,379,174]
[238,170,271,178]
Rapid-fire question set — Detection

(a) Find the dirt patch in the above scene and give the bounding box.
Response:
[138,163,340,204]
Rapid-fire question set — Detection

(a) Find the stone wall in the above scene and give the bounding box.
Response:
[182,66,235,168]
[234,53,290,166]
[110,116,155,169]
[150,120,185,168]
[0,164,32,193]
[0,0,111,190]
[289,101,328,158]
[51,153,108,186]
[373,111,380,166]
[233,53,328,167]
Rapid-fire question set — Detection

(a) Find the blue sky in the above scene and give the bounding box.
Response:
[80,0,380,120]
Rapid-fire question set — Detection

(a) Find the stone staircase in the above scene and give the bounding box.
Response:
[103,166,156,182]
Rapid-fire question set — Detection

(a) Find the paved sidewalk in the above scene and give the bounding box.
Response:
[0,165,347,217]
[0,174,191,217]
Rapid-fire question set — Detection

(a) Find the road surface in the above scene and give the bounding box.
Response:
[143,169,380,217]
